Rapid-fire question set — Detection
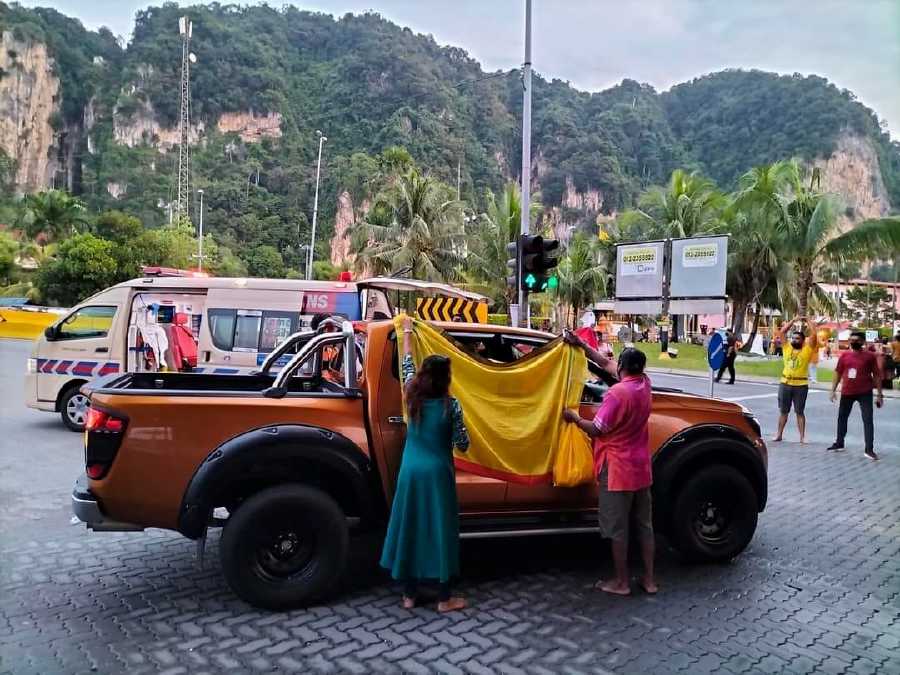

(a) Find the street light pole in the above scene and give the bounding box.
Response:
[518,0,532,327]
[197,188,204,272]
[307,130,327,280]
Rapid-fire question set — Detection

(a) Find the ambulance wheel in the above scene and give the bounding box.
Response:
[60,385,89,432]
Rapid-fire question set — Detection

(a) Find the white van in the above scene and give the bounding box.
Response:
[25,274,485,430]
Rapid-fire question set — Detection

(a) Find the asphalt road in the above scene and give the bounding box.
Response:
[647,370,900,453]
[1,338,898,674]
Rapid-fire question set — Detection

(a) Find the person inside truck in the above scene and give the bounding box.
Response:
[380,316,470,613]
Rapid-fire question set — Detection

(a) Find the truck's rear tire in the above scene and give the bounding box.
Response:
[60,385,89,432]
[220,484,348,610]
[670,464,758,563]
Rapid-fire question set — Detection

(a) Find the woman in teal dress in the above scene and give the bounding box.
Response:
[380,316,470,612]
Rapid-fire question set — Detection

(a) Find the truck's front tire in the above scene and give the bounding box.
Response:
[670,464,758,563]
[220,484,349,610]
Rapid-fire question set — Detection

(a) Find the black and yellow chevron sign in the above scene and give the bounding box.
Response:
[416,297,488,323]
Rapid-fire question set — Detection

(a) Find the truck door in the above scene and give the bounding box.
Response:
[367,325,507,510]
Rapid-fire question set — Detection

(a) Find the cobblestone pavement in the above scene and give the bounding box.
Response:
[1,341,899,674]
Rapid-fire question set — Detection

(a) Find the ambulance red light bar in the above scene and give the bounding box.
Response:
[141,266,210,278]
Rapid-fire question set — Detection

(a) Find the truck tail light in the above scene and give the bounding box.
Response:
[86,408,125,433]
[84,406,127,480]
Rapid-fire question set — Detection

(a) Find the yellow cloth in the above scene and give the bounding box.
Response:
[553,423,595,487]
[781,342,814,385]
[397,317,590,484]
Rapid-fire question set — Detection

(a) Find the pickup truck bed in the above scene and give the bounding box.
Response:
[89,371,340,394]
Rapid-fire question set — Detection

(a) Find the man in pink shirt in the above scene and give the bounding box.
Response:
[563,333,657,596]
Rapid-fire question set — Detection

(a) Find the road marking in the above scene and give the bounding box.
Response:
[724,391,825,402]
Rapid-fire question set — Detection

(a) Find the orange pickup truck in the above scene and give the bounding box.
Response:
[73,319,767,609]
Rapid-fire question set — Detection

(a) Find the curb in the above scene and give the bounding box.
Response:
[646,366,900,399]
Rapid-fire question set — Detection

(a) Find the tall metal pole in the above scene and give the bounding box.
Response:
[893,255,898,334]
[660,239,672,354]
[518,0,532,327]
[307,131,327,280]
[197,188,204,272]
[175,17,192,220]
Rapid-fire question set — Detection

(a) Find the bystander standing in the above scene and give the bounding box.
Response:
[772,317,818,444]
[715,329,738,385]
[828,331,883,460]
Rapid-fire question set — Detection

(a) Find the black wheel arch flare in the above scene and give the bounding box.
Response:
[650,424,768,533]
[178,424,383,539]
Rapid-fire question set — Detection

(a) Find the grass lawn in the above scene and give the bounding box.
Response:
[617,342,835,383]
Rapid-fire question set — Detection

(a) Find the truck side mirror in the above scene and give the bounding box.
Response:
[44,325,57,341]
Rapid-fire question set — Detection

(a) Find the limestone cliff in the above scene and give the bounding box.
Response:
[217,111,282,142]
[811,133,891,232]
[113,98,204,151]
[0,32,60,192]
[533,152,607,242]
[113,101,280,151]
[329,192,370,267]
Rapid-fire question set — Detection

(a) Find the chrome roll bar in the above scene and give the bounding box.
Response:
[264,320,355,397]
[258,316,346,375]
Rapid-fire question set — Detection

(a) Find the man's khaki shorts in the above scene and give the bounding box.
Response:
[597,466,653,543]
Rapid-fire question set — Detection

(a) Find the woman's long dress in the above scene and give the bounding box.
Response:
[380,356,469,583]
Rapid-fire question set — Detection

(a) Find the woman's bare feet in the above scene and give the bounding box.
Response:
[770,436,783,443]
[639,576,659,594]
[437,597,467,613]
[402,596,416,609]
[595,579,631,596]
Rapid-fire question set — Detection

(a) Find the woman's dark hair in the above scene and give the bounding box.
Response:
[406,355,451,421]
[617,347,647,376]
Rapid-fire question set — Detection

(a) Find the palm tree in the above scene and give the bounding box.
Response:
[726,161,797,338]
[24,190,88,246]
[350,169,466,282]
[780,166,900,317]
[465,182,540,310]
[554,233,608,329]
[618,169,726,240]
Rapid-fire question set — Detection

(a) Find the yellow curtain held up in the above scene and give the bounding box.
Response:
[396,317,593,485]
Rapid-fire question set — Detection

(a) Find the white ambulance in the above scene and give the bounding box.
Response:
[25,272,485,430]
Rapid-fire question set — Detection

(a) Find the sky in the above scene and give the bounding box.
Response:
[18,0,900,137]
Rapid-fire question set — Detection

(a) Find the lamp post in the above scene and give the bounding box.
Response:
[518,0,532,326]
[307,130,327,280]
[298,244,309,280]
[197,188,204,272]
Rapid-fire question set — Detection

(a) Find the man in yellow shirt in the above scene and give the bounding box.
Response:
[772,316,818,444]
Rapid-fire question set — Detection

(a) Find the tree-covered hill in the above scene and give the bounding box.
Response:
[1,1,897,271]
[662,70,900,205]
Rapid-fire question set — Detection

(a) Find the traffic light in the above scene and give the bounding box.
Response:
[506,237,519,290]
[520,235,560,293]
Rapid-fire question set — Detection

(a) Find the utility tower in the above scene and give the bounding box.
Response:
[174,16,194,221]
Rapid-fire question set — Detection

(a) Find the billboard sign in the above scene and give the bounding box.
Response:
[670,235,728,299]
[615,241,665,298]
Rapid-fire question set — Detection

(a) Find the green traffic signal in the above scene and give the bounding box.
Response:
[546,275,558,290]
[524,273,537,289]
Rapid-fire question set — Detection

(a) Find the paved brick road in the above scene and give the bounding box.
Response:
[1,341,898,674]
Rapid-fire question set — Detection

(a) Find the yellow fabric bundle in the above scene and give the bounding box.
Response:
[397,317,592,485]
